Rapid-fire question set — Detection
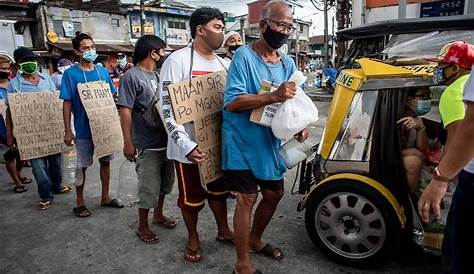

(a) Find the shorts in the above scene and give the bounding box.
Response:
[224,170,284,194]
[3,147,20,162]
[76,138,114,168]
[136,150,175,209]
[176,162,229,212]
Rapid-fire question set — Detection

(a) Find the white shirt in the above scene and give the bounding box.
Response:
[463,68,474,173]
[158,46,228,163]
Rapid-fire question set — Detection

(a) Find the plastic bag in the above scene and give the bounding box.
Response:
[271,71,319,139]
[117,159,139,207]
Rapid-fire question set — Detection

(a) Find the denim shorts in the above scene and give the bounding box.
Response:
[75,138,114,168]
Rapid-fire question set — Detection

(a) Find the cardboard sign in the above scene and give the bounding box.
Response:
[78,81,123,158]
[168,70,226,124]
[250,81,280,127]
[7,91,64,160]
[199,144,223,184]
[0,99,6,119]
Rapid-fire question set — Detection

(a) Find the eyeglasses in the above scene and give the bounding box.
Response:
[264,18,296,33]
[412,92,432,100]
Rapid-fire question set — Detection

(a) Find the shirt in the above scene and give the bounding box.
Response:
[51,72,62,90]
[0,86,7,142]
[158,46,228,163]
[7,72,56,95]
[462,69,474,173]
[222,45,296,180]
[439,75,469,128]
[117,66,167,150]
[59,64,116,139]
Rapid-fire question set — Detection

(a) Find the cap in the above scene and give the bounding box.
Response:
[58,58,73,67]
[13,47,38,63]
[117,52,126,59]
[0,51,14,63]
[425,41,474,69]
[223,31,240,47]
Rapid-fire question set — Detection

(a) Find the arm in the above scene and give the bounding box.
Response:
[5,107,15,148]
[63,101,74,146]
[117,73,136,161]
[226,93,279,112]
[416,125,428,152]
[440,122,459,158]
[119,107,135,161]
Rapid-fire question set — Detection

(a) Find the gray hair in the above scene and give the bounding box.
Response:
[261,0,291,19]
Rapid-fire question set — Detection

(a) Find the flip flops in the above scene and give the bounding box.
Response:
[153,216,178,229]
[14,185,27,193]
[73,205,91,218]
[251,243,284,260]
[232,269,263,274]
[101,198,124,208]
[54,186,72,194]
[38,200,51,210]
[136,231,160,245]
[216,237,234,245]
[184,247,201,263]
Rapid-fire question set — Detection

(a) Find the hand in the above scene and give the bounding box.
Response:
[296,128,309,142]
[187,147,205,163]
[397,117,424,130]
[417,179,449,223]
[6,134,16,149]
[64,130,75,146]
[273,82,297,102]
[123,142,136,162]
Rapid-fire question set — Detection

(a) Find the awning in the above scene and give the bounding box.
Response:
[48,42,134,53]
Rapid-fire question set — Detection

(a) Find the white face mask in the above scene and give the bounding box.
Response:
[58,65,71,74]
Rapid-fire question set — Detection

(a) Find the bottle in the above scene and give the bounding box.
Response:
[278,137,319,169]
[62,145,83,187]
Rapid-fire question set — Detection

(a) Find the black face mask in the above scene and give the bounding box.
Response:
[228,44,242,54]
[0,71,9,80]
[262,23,289,49]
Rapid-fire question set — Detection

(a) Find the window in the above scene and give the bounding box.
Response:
[52,20,63,36]
[168,20,186,29]
[299,24,304,32]
[112,18,120,27]
[73,22,82,33]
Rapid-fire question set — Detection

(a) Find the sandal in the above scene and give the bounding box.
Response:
[39,200,51,210]
[20,177,32,184]
[73,205,91,218]
[216,237,234,245]
[251,243,284,260]
[233,270,263,274]
[153,216,178,229]
[54,186,72,194]
[14,185,27,193]
[101,198,124,208]
[136,231,160,244]
[184,247,201,263]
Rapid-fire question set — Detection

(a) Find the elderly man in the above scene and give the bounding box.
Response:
[223,31,243,65]
[222,1,308,273]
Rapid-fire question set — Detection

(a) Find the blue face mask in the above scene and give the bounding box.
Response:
[82,49,98,63]
[416,99,432,116]
[432,68,445,85]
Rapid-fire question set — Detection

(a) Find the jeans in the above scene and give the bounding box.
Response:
[443,170,474,274]
[31,153,63,201]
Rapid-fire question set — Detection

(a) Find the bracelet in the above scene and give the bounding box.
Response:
[432,166,453,183]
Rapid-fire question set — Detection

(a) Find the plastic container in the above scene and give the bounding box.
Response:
[62,145,83,187]
[278,138,319,169]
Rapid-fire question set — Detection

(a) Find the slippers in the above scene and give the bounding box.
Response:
[232,269,263,274]
[136,231,160,244]
[101,198,124,208]
[153,216,178,229]
[216,237,234,245]
[184,247,201,263]
[20,177,32,184]
[14,185,27,193]
[54,186,72,194]
[73,205,91,218]
[39,200,51,210]
[251,243,284,261]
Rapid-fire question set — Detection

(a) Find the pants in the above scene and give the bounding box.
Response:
[31,153,63,201]
[443,170,474,274]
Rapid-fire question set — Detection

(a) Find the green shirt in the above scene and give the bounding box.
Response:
[439,74,469,128]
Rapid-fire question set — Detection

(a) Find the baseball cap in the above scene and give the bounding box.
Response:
[13,47,38,63]
[223,31,240,47]
[425,41,474,69]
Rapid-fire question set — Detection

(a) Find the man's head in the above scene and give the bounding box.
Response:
[0,52,13,80]
[430,41,474,85]
[13,47,39,75]
[72,32,98,63]
[57,58,73,74]
[117,52,128,68]
[133,35,167,69]
[407,88,432,116]
[223,31,243,56]
[259,0,294,50]
[190,7,225,51]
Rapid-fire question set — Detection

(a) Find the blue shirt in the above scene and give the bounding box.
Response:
[0,86,7,142]
[7,72,56,95]
[59,65,116,139]
[222,45,296,180]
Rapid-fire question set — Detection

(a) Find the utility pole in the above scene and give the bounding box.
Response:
[331,16,335,63]
[323,0,329,67]
[296,22,300,69]
[336,0,349,67]
[140,0,145,36]
[398,0,407,19]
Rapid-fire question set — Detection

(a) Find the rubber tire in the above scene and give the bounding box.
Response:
[305,179,401,267]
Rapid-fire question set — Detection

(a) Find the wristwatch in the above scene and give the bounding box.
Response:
[432,166,452,183]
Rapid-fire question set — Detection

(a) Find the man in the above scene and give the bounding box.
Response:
[397,88,430,193]
[60,32,123,218]
[51,58,73,90]
[223,31,243,65]
[110,53,133,79]
[6,47,71,209]
[0,51,31,193]
[158,7,233,262]
[222,1,308,273]
[118,35,177,244]
[419,42,474,274]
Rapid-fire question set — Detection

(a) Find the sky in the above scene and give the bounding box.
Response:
[122,0,336,36]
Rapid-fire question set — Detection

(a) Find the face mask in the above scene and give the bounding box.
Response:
[228,44,242,54]
[263,23,289,50]
[0,71,9,80]
[82,49,98,63]
[58,65,70,74]
[205,29,224,51]
[416,99,432,116]
[432,67,445,85]
[19,61,38,74]
[118,58,127,68]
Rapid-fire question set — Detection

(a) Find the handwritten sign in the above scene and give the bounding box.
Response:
[199,144,223,184]
[78,81,123,158]
[250,81,280,127]
[168,70,226,124]
[8,91,64,160]
[0,99,6,119]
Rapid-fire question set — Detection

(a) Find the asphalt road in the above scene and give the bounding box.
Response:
[0,100,442,274]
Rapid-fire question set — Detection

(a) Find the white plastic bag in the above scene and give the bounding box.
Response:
[271,71,319,139]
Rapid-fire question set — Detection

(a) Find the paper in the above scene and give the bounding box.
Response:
[250,81,280,127]
[0,99,6,119]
